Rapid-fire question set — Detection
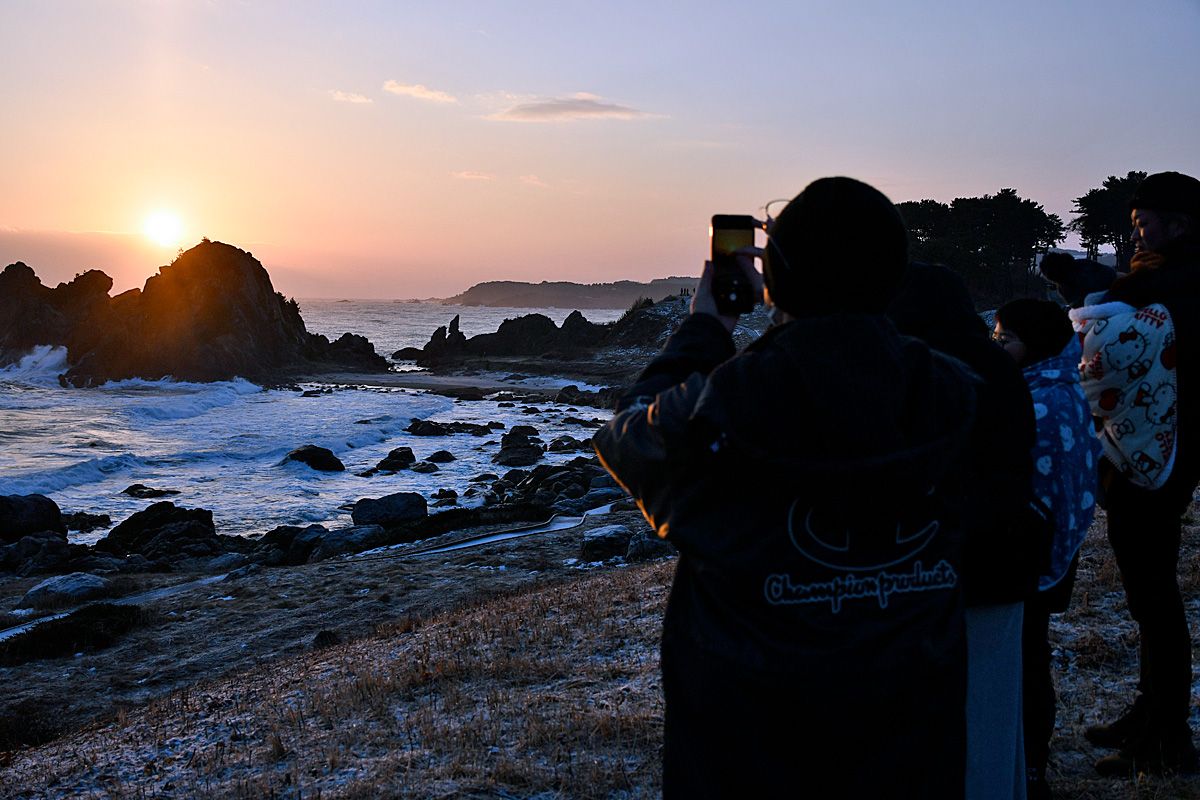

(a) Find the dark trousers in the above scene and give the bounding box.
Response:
[1022,557,1078,773]
[1105,465,1197,738]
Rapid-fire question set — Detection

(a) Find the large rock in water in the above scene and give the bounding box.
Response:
[284,445,345,472]
[0,241,390,384]
[0,495,66,543]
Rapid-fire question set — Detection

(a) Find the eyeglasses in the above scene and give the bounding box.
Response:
[756,199,793,279]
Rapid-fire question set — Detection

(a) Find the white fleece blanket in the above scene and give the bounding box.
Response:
[1069,301,1177,490]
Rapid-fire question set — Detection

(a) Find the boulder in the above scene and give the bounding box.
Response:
[392,347,425,360]
[95,502,217,558]
[19,572,111,608]
[427,450,456,463]
[0,531,77,575]
[410,461,439,473]
[308,525,386,562]
[0,495,66,543]
[351,493,428,527]
[581,525,634,562]
[282,524,330,565]
[495,429,543,467]
[626,529,676,562]
[284,445,345,472]
[375,447,416,471]
[61,512,112,532]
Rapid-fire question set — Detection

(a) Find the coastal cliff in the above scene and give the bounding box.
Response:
[0,241,389,385]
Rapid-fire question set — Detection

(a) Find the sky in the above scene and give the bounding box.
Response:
[2,0,1198,299]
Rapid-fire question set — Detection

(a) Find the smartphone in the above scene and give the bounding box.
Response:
[710,214,758,315]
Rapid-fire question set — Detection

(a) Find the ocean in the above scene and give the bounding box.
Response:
[0,301,628,544]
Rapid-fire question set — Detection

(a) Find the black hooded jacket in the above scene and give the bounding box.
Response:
[888,262,1040,605]
[595,310,976,797]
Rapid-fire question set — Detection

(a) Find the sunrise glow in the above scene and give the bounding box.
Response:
[142,211,183,248]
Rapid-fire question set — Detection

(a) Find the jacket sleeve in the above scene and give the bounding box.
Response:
[594,313,736,532]
[615,313,736,412]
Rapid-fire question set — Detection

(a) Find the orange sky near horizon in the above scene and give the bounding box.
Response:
[2,1,1198,299]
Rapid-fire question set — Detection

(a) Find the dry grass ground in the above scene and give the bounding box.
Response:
[4,506,1200,797]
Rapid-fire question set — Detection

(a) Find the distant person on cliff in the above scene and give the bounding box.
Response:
[1070,170,1200,776]
[594,177,976,798]
[993,298,1099,800]
[888,263,1040,800]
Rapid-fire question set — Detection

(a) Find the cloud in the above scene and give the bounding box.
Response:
[451,171,495,181]
[520,175,548,188]
[489,92,655,122]
[383,80,458,104]
[329,90,373,104]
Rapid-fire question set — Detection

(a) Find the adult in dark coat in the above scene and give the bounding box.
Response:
[1083,171,1200,776]
[889,263,1040,800]
[595,178,976,798]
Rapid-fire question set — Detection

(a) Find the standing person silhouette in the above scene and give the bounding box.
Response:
[596,177,976,798]
[1072,171,1200,776]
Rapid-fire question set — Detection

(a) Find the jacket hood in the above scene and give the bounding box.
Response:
[1022,339,1083,394]
[688,313,976,500]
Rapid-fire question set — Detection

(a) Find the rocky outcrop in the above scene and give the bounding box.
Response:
[94,501,249,562]
[0,241,390,384]
[351,493,428,527]
[494,426,544,467]
[0,495,66,543]
[284,445,345,472]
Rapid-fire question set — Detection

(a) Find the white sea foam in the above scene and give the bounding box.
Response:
[0,344,70,388]
[0,301,623,542]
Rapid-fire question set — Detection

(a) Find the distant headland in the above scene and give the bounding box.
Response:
[439,277,696,309]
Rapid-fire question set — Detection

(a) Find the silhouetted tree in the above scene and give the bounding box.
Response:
[898,189,1064,307]
[1070,171,1145,273]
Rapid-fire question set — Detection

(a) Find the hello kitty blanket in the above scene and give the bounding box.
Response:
[1068,301,1177,490]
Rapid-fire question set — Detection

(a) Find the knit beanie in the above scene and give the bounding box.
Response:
[994,298,1073,366]
[1128,171,1200,220]
[764,177,908,315]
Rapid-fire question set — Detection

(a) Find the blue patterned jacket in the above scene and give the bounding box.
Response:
[1024,338,1100,590]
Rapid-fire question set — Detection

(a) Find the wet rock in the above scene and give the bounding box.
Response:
[62,512,112,533]
[581,525,633,561]
[283,445,345,472]
[410,461,439,474]
[351,492,428,527]
[392,347,424,360]
[432,488,458,500]
[374,447,416,472]
[551,488,626,516]
[563,416,605,428]
[121,484,181,499]
[471,473,499,483]
[0,494,66,543]
[495,428,543,467]
[19,572,112,608]
[547,435,591,453]
[590,474,618,490]
[282,524,329,565]
[427,450,456,463]
[406,419,504,437]
[627,529,676,562]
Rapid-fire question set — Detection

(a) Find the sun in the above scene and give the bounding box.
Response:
[142,211,184,247]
